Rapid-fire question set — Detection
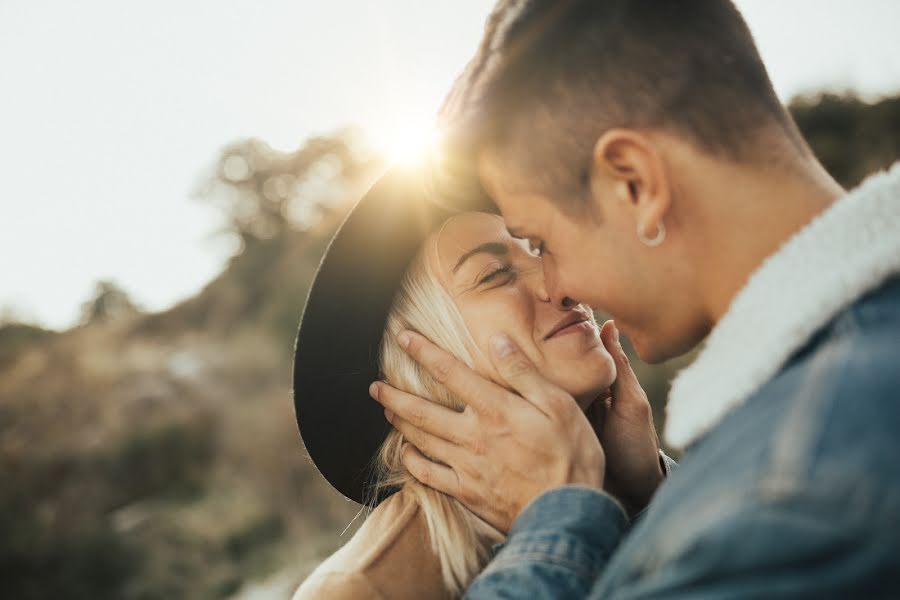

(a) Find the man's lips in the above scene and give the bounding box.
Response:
[544,312,591,340]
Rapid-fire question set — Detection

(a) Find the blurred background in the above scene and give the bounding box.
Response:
[1,1,899,598]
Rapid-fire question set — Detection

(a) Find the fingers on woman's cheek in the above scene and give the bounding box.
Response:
[470,336,500,382]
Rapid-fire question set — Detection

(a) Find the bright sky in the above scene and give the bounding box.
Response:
[2,0,899,330]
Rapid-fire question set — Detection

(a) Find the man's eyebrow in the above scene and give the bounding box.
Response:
[453,242,509,274]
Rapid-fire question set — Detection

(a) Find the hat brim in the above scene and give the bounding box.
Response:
[292,167,456,505]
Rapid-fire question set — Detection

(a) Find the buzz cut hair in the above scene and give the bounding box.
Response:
[433,0,809,211]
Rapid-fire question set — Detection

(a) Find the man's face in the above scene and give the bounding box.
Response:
[478,153,706,363]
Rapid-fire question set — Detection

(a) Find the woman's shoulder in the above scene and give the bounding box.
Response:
[341,487,423,568]
[293,488,450,599]
[292,569,385,600]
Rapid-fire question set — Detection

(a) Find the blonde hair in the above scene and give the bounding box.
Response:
[370,226,505,596]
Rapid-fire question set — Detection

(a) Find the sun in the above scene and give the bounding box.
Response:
[367,119,441,166]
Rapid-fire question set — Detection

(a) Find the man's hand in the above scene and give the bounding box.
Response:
[592,321,664,516]
[369,331,604,533]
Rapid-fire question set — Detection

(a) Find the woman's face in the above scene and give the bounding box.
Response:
[429,212,616,409]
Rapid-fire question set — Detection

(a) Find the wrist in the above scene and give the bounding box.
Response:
[614,456,664,516]
[511,485,627,540]
[636,454,665,507]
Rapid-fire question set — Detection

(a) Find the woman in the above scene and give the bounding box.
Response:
[292,169,625,598]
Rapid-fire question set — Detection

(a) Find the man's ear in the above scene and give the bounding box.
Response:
[589,129,672,234]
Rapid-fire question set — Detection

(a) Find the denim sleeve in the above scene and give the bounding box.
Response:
[466,486,628,599]
[595,484,900,599]
[485,453,678,561]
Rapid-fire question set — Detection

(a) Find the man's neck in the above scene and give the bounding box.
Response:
[689,159,845,325]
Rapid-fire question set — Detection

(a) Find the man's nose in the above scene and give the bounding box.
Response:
[541,255,577,309]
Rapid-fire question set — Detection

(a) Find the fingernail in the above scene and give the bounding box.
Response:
[397,331,411,350]
[491,334,514,357]
[369,382,380,400]
[384,408,394,423]
[612,323,620,343]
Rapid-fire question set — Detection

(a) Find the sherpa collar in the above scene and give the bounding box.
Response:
[664,163,900,449]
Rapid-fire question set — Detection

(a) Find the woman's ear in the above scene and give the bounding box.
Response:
[590,129,672,233]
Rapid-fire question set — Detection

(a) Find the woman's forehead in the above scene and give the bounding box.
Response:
[428,212,508,285]
[435,212,508,259]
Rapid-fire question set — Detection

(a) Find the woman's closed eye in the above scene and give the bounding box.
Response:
[477,263,516,288]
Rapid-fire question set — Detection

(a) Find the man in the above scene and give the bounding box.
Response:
[369,1,900,596]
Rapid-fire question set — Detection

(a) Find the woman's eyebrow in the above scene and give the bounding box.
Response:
[452,242,508,274]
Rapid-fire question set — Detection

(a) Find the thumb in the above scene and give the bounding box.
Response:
[599,320,641,394]
[599,321,660,464]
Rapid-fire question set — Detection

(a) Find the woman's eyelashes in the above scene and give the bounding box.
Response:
[477,263,515,287]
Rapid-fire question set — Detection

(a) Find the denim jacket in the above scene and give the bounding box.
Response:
[467,167,900,599]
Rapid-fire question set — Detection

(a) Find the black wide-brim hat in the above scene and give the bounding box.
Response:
[293,166,478,505]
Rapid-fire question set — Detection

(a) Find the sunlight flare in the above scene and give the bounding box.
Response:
[368,119,441,166]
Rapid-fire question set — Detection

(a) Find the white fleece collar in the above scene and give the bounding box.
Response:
[665,163,900,450]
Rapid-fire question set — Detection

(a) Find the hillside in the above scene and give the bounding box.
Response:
[0,132,384,599]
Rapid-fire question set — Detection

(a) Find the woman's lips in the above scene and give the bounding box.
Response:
[544,311,593,339]
[547,319,595,339]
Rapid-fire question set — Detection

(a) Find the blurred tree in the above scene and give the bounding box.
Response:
[0,322,54,371]
[198,128,382,245]
[79,280,140,325]
[790,93,900,188]
[147,129,386,346]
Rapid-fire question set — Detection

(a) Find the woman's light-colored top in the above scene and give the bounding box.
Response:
[293,487,453,599]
